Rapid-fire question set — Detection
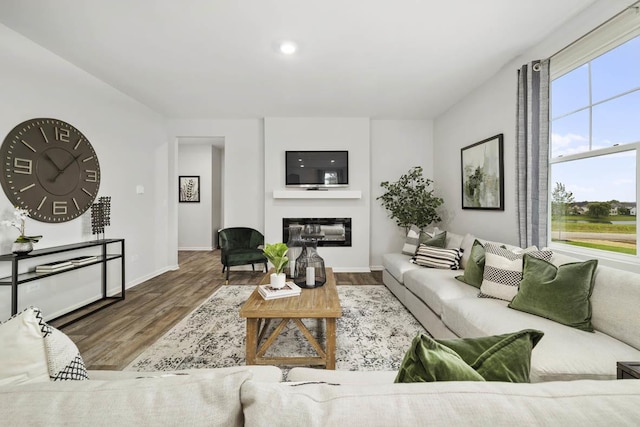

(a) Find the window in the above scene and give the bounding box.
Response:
[549,9,640,257]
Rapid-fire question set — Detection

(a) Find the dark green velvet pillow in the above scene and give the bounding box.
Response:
[455,239,485,288]
[436,329,544,382]
[509,255,598,332]
[420,230,447,248]
[395,329,544,383]
[394,334,485,383]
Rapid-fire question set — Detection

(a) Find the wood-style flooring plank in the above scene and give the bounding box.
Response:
[58,250,383,370]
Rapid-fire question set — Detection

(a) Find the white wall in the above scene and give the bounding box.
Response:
[432,1,632,246]
[167,119,263,234]
[178,144,213,250]
[370,120,434,268]
[264,118,370,271]
[0,24,171,320]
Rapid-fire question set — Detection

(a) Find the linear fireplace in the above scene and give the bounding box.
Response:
[282,218,352,247]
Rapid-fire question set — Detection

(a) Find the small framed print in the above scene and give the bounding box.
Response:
[461,134,504,210]
[179,175,200,203]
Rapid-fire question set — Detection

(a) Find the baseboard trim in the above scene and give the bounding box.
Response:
[178,246,213,251]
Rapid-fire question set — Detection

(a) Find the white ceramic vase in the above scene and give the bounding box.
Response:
[270,272,287,289]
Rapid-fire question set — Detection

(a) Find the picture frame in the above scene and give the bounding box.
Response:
[179,175,200,203]
[461,134,504,210]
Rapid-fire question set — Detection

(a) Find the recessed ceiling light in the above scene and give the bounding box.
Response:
[280,41,297,55]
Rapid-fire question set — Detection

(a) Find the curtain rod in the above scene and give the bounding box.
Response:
[550,0,640,59]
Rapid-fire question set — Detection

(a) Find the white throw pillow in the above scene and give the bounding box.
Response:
[0,307,88,386]
[479,244,552,301]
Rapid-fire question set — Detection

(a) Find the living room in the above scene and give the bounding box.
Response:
[1,1,640,424]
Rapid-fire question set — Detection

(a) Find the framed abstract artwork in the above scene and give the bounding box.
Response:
[461,134,504,210]
[179,175,200,203]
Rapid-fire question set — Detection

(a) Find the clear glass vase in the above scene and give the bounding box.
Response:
[293,240,326,288]
[286,225,304,278]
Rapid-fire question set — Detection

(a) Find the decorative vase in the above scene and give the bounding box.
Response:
[270,272,287,289]
[293,240,326,288]
[286,225,304,278]
[12,240,33,255]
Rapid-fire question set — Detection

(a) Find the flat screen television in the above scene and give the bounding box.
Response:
[286,151,349,188]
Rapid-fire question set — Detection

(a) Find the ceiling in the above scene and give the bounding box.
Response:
[0,0,602,119]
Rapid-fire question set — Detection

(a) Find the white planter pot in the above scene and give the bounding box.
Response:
[270,272,287,289]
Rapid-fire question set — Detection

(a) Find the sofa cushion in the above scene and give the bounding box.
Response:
[412,245,461,269]
[479,244,552,301]
[459,233,476,269]
[456,239,485,288]
[509,255,598,332]
[286,367,396,385]
[1,370,250,427]
[240,380,640,426]
[444,231,465,250]
[90,366,284,382]
[0,307,88,386]
[441,296,640,381]
[382,253,420,284]
[394,334,485,383]
[421,230,447,248]
[404,268,477,316]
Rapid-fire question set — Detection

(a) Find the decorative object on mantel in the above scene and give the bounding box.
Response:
[1,207,42,254]
[286,225,304,278]
[0,118,101,223]
[262,242,289,289]
[461,134,504,210]
[91,196,111,239]
[377,166,444,234]
[294,240,326,288]
[178,175,200,202]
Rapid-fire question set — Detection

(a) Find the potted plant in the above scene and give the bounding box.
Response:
[262,242,289,289]
[377,166,444,233]
[1,207,42,254]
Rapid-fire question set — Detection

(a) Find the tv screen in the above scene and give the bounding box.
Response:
[286,151,349,188]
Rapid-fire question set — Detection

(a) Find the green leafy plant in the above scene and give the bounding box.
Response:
[262,242,289,274]
[377,166,444,232]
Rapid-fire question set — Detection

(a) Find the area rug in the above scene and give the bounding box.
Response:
[125,285,428,372]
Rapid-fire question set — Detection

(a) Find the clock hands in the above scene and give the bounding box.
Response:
[43,153,63,172]
[49,153,82,183]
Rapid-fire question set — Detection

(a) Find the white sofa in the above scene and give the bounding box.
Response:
[2,366,640,426]
[382,231,640,382]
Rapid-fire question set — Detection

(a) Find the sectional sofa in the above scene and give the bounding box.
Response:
[382,230,640,382]
[3,366,640,426]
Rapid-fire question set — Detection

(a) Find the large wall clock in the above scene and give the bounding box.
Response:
[0,118,101,223]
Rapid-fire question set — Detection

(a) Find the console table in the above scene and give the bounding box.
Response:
[0,239,125,327]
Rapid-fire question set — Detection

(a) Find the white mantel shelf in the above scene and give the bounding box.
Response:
[273,190,362,199]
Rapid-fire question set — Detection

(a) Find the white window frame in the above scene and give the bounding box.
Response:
[548,5,640,268]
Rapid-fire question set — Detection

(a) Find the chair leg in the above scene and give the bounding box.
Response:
[251,264,255,271]
[264,262,268,272]
[226,266,230,285]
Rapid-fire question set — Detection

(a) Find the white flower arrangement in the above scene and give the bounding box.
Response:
[1,207,42,243]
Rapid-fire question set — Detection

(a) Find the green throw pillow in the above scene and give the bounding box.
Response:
[395,329,544,383]
[455,239,485,288]
[394,334,485,383]
[420,230,447,248]
[436,329,544,382]
[509,255,598,332]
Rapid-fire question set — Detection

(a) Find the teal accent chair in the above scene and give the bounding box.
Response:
[219,227,268,283]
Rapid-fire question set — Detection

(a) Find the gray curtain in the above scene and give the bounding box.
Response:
[516,59,550,248]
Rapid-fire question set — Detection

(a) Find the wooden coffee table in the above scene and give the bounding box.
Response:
[239,268,342,369]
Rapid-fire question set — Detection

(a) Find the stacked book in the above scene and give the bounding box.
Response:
[68,256,98,266]
[35,260,74,273]
[258,282,302,300]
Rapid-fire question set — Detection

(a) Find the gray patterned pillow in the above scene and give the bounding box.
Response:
[401,225,423,255]
[479,244,552,301]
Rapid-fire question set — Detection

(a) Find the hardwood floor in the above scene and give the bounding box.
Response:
[57,250,382,370]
